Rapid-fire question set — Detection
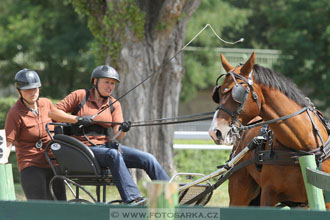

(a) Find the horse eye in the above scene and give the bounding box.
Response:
[223,88,229,92]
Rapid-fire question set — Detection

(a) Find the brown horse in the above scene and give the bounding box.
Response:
[209,52,330,207]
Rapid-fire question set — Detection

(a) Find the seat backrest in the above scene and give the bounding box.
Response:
[54,124,72,136]
[49,134,101,176]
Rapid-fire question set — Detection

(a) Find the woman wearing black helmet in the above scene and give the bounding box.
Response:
[49,65,170,204]
[2,69,66,201]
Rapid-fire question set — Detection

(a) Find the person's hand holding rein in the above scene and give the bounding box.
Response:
[75,115,94,127]
[119,121,131,132]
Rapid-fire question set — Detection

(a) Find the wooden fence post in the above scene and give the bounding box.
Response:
[299,155,325,210]
[147,181,178,220]
[0,163,16,200]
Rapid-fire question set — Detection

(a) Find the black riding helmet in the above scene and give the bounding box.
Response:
[90,65,120,98]
[90,65,120,84]
[15,69,41,90]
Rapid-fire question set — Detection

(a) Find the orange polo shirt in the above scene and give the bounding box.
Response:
[5,98,55,172]
[55,89,124,146]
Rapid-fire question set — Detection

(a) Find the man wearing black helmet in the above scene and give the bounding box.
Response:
[48,65,169,204]
[2,69,66,201]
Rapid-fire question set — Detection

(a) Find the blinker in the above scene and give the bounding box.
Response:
[232,84,249,104]
[212,86,220,103]
[212,74,226,104]
[212,84,249,104]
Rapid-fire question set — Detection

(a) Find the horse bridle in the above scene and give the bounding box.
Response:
[213,70,330,163]
[214,70,261,127]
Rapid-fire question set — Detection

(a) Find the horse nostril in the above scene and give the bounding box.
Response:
[215,130,222,140]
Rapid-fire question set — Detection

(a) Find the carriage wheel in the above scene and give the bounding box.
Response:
[49,175,98,203]
[68,198,93,204]
[107,199,123,204]
[178,184,213,206]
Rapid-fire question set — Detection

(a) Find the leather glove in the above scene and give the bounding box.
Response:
[119,121,131,132]
[75,115,93,127]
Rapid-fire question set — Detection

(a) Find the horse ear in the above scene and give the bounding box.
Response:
[241,52,255,76]
[220,54,234,72]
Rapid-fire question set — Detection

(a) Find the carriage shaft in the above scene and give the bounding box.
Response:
[178,145,251,191]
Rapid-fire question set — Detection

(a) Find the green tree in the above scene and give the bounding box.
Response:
[220,0,330,110]
[0,0,94,98]
[221,0,285,49]
[181,1,250,101]
[267,0,330,109]
[69,0,201,173]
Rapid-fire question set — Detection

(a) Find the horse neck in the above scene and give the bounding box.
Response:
[258,87,328,151]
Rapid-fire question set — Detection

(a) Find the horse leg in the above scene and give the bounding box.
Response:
[249,191,261,206]
[260,165,307,207]
[229,168,260,206]
[259,184,281,206]
[259,165,288,207]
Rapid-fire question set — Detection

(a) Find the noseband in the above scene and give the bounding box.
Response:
[212,70,260,126]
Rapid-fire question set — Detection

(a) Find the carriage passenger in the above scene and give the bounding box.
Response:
[48,65,170,204]
[1,69,66,201]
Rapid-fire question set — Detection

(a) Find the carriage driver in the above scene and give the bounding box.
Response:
[2,69,66,201]
[48,65,170,204]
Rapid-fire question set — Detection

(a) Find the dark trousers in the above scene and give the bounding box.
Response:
[20,166,66,201]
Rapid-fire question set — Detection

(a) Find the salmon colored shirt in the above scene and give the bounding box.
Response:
[55,89,124,146]
[5,98,55,172]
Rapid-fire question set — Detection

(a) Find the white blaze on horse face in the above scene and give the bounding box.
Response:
[209,110,234,145]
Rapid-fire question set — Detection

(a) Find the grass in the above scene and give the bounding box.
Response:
[14,180,229,207]
[13,139,231,206]
[207,180,229,207]
[173,139,215,144]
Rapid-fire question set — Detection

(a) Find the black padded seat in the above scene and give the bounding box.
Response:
[45,132,114,203]
[51,134,102,176]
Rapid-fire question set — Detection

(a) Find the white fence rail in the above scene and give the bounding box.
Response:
[173,131,232,150]
[174,131,211,140]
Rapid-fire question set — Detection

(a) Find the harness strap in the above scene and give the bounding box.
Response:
[216,105,235,118]
[72,89,90,115]
[254,149,303,165]
[258,136,330,166]
[306,109,325,147]
[240,107,308,131]
[72,89,115,115]
[306,136,330,163]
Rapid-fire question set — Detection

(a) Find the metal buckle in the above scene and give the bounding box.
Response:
[257,152,264,162]
[253,136,266,145]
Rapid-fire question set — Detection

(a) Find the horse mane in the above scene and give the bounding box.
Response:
[253,64,309,107]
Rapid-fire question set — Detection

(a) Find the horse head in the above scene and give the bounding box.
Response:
[209,52,263,145]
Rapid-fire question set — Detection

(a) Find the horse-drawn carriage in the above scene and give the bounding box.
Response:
[43,52,330,208]
[44,122,214,205]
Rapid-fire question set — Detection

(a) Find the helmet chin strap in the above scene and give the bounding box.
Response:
[94,79,109,99]
[18,90,39,106]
